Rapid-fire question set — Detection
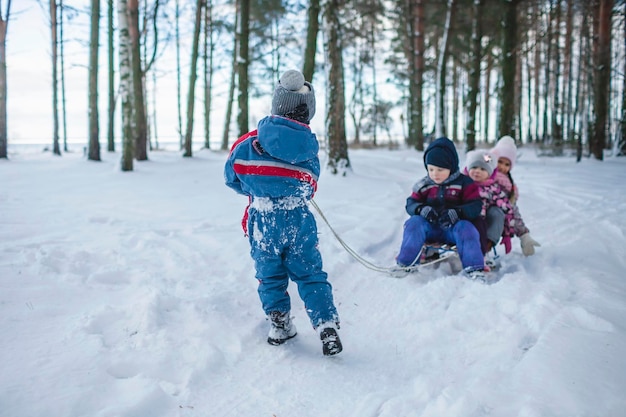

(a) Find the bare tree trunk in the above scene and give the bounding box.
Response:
[533,2,540,142]
[323,0,350,174]
[118,0,134,171]
[175,0,183,149]
[221,0,238,151]
[151,66,159,149]
[406,0,425,150]
[591,0,612,160]
[621,1,626,156]
[107,0,115,152]
[551,0,562,152]
[484,52,491,141]
[203,0,214,149]
[542,4,552,142]
[435,0,454,139]
[369,13,378,146]
[183,0,204,157]
[497,0,519,140]
[516,42,523,143]
[563,0,574,143]
[348,39,363,144]
[464,0,483,152]
[452,59,459,141]
[88,0,101,161]
[525,3,533,143]
[0,0,11,159]
[128,0,148,160]
[236,0,249,137]
[303,0,320,83]
[574,11,589,161]
[50,0,61,155]
[59,0,68,152]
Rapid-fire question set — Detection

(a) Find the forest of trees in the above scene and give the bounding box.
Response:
[0,0,625,173]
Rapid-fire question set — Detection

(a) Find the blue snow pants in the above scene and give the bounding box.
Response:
[397,215,484,270]
[247,202,339,328]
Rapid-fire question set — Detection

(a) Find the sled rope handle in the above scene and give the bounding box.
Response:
[310,199,423,274]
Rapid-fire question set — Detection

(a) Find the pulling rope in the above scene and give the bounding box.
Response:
[309,199,422,274]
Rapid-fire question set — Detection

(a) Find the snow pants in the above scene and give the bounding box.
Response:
[247,202,339,328]
[397,215,484,270]
[486,206,505,246]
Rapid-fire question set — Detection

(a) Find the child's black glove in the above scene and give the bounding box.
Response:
[439,209,460,229]
[418,206,438,223]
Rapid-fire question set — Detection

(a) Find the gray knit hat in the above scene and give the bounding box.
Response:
[465,149,497,176]
[271,70,316,123]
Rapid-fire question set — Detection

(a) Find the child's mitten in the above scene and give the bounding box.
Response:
[520,233,540,256]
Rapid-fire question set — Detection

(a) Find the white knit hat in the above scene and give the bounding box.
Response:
[271,70,316,123]
[465,150,497,176]
[492,135,517,169]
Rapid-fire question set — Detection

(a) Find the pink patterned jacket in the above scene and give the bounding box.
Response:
[494,171,529,237]
[468,172,515,238]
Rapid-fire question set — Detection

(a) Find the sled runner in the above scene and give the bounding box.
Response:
[390,243,460,278]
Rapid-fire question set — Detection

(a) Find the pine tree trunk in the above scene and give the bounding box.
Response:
[175,0,183,149]
[236,0,249,137]
[551,0,562,153]
[533,2,541,142]
[525,7,533,143]
[60,0,68,152]
[497,0,518,140]
[51,0,61,156]
[369,15,378,146]
[303,0,320,83]
[221,0,238,151]
[406,0,425,150]
[88,0,101,161]
[484,53,491,142]
[323,0,350,175]
[464,0,483,152]
[542,8,551,142]
[183,0,204,158]
[128,0,148,161]
[591,0,612,160]
[0,3,10,159]
[574,12,588,161]
[563,0,574,142]
[435,0,454,139]
[203,0,214,149]
[617,2,626,156]
[452,60,459,141]
[107,0,115,152]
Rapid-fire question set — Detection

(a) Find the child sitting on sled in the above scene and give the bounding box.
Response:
[491,136,540,256]
[396,137,486,280]
[463,149,515,268]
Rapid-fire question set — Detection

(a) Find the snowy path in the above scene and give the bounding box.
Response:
[1,148,625,417]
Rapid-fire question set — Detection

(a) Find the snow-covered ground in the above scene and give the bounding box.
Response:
[2,144,625,417]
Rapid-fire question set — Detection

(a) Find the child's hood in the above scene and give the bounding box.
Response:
[256,115,319,164]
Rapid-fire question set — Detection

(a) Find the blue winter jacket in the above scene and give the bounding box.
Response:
[224,115,320,200]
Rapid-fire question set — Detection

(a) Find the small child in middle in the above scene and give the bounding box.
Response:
[396,137,486,280]
[463,149,514,267]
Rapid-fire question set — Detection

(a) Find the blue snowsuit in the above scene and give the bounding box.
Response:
[224,115,339,328]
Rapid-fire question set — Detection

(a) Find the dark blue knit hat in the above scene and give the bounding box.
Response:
[424,137,459,172]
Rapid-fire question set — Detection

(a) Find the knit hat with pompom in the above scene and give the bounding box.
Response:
[465,150,497,176]
[492,135,518,169]
[271,70,316,123]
